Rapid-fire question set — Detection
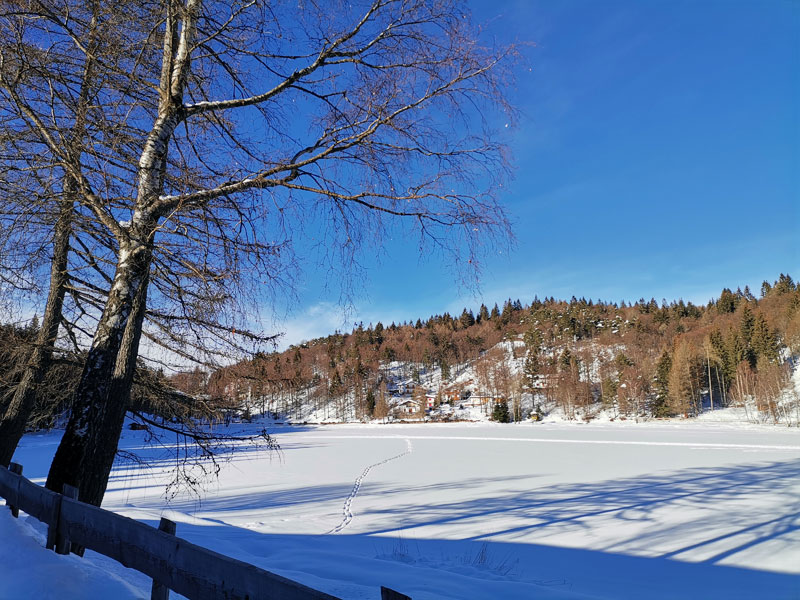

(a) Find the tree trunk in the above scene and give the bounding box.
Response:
[0,197,72,467]
[45,234,152,504]
[80,266,150,506]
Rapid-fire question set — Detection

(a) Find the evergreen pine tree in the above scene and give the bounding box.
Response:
[708,328,728,394]
[440,359,451,381]
[492,400,510,423]
[615,352,634,370]
[737,306,757,367]
[717,288,738,314]
[500,299,514,324]
[668,340,698,416]
[558,348,574,372]
[724,331,747,378]
[478,304,490,323]
[523,326,542,353]
[490,303,500,320]
[653,349,672,417]
[523,353,540,394]
[751,313,779,364]
[739,305,755,346]
[775,273,796,294]
[329,371,343,396]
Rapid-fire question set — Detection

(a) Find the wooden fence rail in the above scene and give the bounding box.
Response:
[0,463,411,599]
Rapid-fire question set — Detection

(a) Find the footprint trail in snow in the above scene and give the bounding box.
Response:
[327,438,413,534]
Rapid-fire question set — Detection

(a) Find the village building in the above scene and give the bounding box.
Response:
[425,393,437,409]
[390,398,422,417]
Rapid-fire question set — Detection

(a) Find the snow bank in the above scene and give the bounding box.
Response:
[0,509,148,599]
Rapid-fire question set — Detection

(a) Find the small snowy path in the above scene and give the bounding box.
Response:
[327,437,413,534]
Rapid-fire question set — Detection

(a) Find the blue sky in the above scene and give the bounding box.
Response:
[275,0,799,348]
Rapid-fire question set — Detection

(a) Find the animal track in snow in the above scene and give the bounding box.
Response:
[327,438,413,535]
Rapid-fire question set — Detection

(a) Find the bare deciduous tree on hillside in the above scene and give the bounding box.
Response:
[2,0,515,505]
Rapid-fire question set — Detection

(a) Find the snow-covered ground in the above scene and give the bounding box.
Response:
[2,420,800,599]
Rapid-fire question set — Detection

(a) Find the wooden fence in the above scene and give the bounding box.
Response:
[1,463,412,600]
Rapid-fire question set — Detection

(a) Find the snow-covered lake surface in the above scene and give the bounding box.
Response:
[3,419,800,599]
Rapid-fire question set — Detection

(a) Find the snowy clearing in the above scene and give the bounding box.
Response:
[2,420,800,599]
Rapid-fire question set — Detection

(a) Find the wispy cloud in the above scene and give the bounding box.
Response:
[275,302,353,350]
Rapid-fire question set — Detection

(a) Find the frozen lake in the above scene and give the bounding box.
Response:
[5,420,800,599]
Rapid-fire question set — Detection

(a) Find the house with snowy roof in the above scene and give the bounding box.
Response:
[390,397,422,417]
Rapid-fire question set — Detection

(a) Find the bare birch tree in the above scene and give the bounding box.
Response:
[4,0,514,506]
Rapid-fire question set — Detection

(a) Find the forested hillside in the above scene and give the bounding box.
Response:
[186,274,800,425]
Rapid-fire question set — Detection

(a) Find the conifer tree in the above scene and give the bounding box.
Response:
[668,340,698,416]
[440,359,451,382]
[775,274,796,294]
[490,303,500,320]
[559,348,574,373]
[751,313,779,364]
[739,305,755,348]
[653,349,672,417]
[523,326,543,354]
[709,329,727,368]
[724,331,747,378]
[523,353,541,394]
[500,299,514,324]
[492,400,510,423]
[615,352,634,370]
[717,289,738,314]
[478,304,490,323]
[329,371,343,397]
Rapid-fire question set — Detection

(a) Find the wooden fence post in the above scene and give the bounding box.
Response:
[45,492,62,551]
[55,484,78,555]
[7,463,22,518]
[150,517,177,600]
[381,586,412,600]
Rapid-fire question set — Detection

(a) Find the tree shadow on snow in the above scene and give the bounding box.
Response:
[118,459,800,599]
[357,459,800,568]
